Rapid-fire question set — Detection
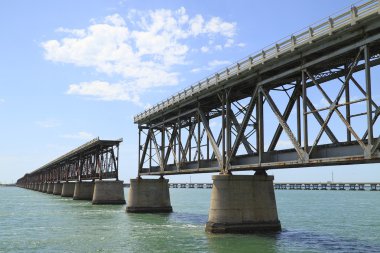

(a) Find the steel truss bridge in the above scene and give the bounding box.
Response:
[135,0,380,176]
[16,138,122,186]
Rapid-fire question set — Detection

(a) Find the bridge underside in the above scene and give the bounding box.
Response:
[136,10,380,176]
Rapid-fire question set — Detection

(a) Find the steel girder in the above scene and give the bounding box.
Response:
[137,41,380,176]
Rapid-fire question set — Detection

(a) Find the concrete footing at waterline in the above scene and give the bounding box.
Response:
[205,173,281,233]
[126,178,172,213]
[46,183,54,194]
[61,182,75,197]
[73,181,94,200]
[42,183,48,193]
[53,182,63,195]
[92,180,126,204]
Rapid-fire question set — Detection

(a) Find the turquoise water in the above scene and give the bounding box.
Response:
[1,187,380,252]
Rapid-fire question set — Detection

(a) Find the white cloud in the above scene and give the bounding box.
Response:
[61,131,95,140]
[36,119,61,128]
[200,46,209,53]
[191,59,231,73]
[0,98,5,103]
[42,8,239,104]
[208,60,231,68]
[67,80,141,104]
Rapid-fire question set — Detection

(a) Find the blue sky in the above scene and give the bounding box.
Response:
[1,0,378,183]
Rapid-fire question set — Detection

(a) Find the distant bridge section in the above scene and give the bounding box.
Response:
[135,0,380,176]
[16,138,122,187]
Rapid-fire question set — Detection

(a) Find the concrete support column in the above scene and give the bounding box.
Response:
[42,183,48,193]
[205,173,281,233]
[61,182,75,197]
[53,182,63,195]
[92,180,126,204]
[73,181,94,200]
[38,183,43,192]
[126,177,172,213]
[46,183,54,194]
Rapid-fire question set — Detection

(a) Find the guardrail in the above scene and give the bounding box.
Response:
[134,0,380,123]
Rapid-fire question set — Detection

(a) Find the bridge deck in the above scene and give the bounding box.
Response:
[135,0,380,176]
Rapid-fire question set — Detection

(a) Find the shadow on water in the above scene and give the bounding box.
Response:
[274,228,380,252]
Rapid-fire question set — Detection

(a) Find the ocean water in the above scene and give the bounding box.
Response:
[0,187,380,253]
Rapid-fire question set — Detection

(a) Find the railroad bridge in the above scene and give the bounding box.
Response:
[128,0,380,233]
[16,138,125,204]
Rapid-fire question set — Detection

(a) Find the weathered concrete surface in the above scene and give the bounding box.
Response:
[42,183,48,193]
[126,178,172,213]
[92,180,126,204]
[205,173,281,233]
[73,181,94,200]
[38,183,44,192]
[53,182,63,195]
[46,183,54,194]
[61,182,75,197]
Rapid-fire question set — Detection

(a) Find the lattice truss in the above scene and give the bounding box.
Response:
[138,45,380,175]
[24,145,120,184]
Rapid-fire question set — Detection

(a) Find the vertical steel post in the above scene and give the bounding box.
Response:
[178,119,181,167]
[222,92,226,171]
[257,89,264,163]
[116,144,120,180]
[206,111,210,160]
[149,129,152,172]
[161,126,165,172]
[302,70,309,152]
[189,122,192,162]
[345,64,352,142]
[364,45,373,146]
[226,91,231,163]
[197,110,201,166]
[296,81,302,145]
[138,127,141,174]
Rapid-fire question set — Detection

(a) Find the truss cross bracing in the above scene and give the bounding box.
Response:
[135,0,380,176]
[17,138,122,186]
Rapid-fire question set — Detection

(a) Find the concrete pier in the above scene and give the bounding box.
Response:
[92,180,126,204]
[42,183,48,193]
[205,173,281,233]
[61,182,75,197]
[73,181,94,200]
[46,183,54,194]
[126,177,172,213]
[53,182,63,195]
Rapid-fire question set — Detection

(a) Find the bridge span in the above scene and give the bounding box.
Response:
[128,0,380,233]
[16,138,125,204]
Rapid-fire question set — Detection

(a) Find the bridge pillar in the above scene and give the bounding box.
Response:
[38,183,43,192]
[92,180,126,204]
[61,182,75,197]
[46,183,54,194]
[53,182,63,195]
[42,182,48,193]
[126,177,172,213]
[73,181,94,200]
[205,173,281,233]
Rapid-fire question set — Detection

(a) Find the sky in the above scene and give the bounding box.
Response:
[0,0,379,184]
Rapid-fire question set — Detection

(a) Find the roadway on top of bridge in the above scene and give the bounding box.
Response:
[135,0,380,176]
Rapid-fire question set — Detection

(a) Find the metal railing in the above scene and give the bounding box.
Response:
[134,0,380,123]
